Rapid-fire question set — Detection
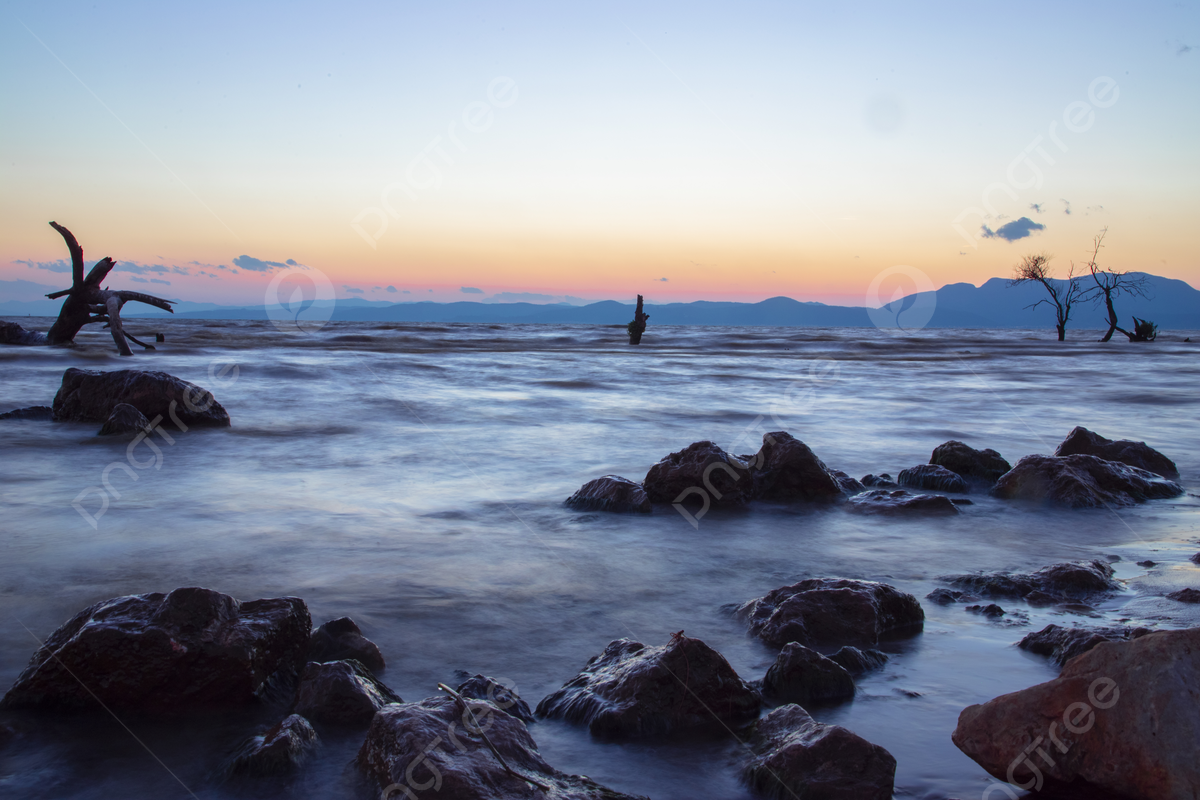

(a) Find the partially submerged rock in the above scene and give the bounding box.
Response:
[0,588,310,712]
[535,634,761,738]
[1054,426,1179,479]
[848,489,959,515]
[828,646,888,675]
[943,559,1120,603]
[953,628,1200,800]
[737,579,924,648]
[860,473,899,489]
[358,696,650,799]
[897,464,968,494]
[643,441,754,506]
[0,321,47,345]
[929,440,1011,486]
[830,470,866,496]
[1018,624,1149,667]
[293,660,401,725]
[991,454,1182,507]
[925,588,971,605]
[966,603,1005,617]
[748,432,844,503]
[97,402,151,436]
[52,367,230,427]
[226,714,318,777]
[308,617,385,672]
[456,674,535,723]
[565,475,651,513]
[1167,588,1200,603]
[0,405,53,420]
[762,643,855,706]
[741,704,896,800]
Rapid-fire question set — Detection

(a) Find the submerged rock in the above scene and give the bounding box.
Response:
[456,674,535,724]
[830,470,866,496]
[741,704,896,800]
[991,454,1182,507]
[848,489,959,515]
[1167,588,1200,603]
[0,321,47,345]
[226,714,318,777]
[97,403,151,436]
[1054,426,1179,479]
[762,643,855,706]
[953,628,1200,800]
[965,603,1005,617]
[565,475,651,513]
[860,473,899,489]
[293,660,401,725]
[1017,624,1150,667]
[929,440,1011,486]
[643,441,754,506]
[897,464,968,494]
[308,617,385,672]
[737,579,924,648]
[943,559,1120,602]
[0,406,53,420]
[535,634,761,738]
[358,696,650,800]
[52,367,230,427]
[748,432,844,503]
[925,588,969,605]
[0,588,310,712]
[828,646,889,675]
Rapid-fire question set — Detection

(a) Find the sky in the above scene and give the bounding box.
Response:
[1,1,1197,307]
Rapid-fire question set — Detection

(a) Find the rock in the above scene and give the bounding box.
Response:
[293,660,401,725]
[991,454,1182,507]
[97,403,151,436]
[1190,553,1200,565]
[925,588,968,605]
[1017,624,1150,667]
[1137,560,1156,567]
[226,714,318,776]
[830,470,866,496]
[565,475,651,513]
[953,628,1200,800]
[747,432,844,502]
[1054,426,1179,479]
[535,634,761,738]
[1167,588,1200,603]
[929,440,1012,486]
[358,695,650,800]
[848,489,959,515]
[456,674,535,723]
[860,473,899,488]
[643,441,754,506]
[966,604,1005,617]
[944,559,1120,602]
[0,321,47,345]
[52,367,230,428]
[0,587,310,713]
[0,405,53,420]
[897,464,968,493]
[737,579,924,648]
[308,617,385,672]
[741,704,896,800]
[762,643,855,706]
[828,646,888,675]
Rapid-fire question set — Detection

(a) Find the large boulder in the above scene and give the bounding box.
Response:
[52,368,230,427]
[226,714,318,777]
[748,432,844,502]
[535,634,761,738]
[293,659,401,725]
[991,454,1182,507]
[456,674,535,723]
[358,696,650,800]
[953,628,1200,800]
[897,464,968,493]
[643,441,754,506]
[848,489,959,515]
[1055,426,1179,480]
[1018,624,1150,667]
[930,440,1011,486]
[97,403,151,436]
[0,588,310,712]
[308,617,385,672]
[737,579,924,648]
[943,559,1120,603]
[762,643,855,706]
[565,475,651,513]
[741,704,896,800]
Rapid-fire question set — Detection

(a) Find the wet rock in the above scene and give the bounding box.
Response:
[1137,560,1156,567]
[293,660,401,726]
[1017,624,1150,667]
[535,634,761,738]
[860,473,899,489]
[308,617,385,672]
[830,470,866,496]
[643,441,754,506]
[828,646,888,675]
[358,695,650,799]
[456,674,535,724]
[953,628,1200,800]
[1190,553,1200,565]
[747,432,844,503]
[0,406,53,420]
[897,464,968,493]
[1167,588,1200,603]
[950,498,974,506]
[0,587,310,712]
[1054,426,1179,480]
[0,321,47,345]
[737,579,924,648]
[226,714,318,776]
[565,475,651,513]
[944,559,1120,602]
[742,704,896,800]
[52,367,230,427]
[97,403,151,436]
[848,489,959,515]
[966,604,1005,617]
[762,643,855,706]
[991,454,1182,508]
[925,588,968,605]
[929,440,1011,486]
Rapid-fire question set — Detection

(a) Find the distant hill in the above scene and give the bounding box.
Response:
[3,272,1197,329]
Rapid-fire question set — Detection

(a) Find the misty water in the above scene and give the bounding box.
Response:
[1,318,1199,800]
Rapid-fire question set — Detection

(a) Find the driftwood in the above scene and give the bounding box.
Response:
[627,294,649,345]
[43,222,174,356]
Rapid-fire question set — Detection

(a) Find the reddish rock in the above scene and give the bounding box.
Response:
[308,617,385,672]
[565,475,651,513]
[293,660,401,725]
[748,432,844,502]
[930,440,1011,486]
[1018,624,1149,667]
[643,441,754,506]
[1054,426,1179,479]
[52,367,230,427]
[737,578,924,648]
[849,489,959,515]
[953,628,1200,800]
[762,643,855,706]
[991,454,1182,507]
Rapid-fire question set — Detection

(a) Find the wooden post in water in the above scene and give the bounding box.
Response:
[627,294,648,345]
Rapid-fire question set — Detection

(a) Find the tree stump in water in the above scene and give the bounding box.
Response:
[627,294,649,345]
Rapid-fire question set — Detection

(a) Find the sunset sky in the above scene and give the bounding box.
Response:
[1,1,1197,307]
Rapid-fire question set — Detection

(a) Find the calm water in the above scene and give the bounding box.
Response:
[1,318,1198,800]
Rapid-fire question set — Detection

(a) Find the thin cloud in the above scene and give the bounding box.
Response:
[386,285,398,293]
[232,255,296,272]
[657,277,669,282]
[1029,203,1044,214]
[1061,198,1072,215]
[342,285,364,294]
[1179,43,1193,56]
[460,286,484,294]
[980,216,1045,242]
[15,258,73,273]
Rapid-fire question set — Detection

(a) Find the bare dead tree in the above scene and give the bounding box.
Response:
[1009,253,1085,341]
[1083,228,1149,342]
[43,222,174,355]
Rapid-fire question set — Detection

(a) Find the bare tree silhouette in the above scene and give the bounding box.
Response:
[1009,253,1085,341]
